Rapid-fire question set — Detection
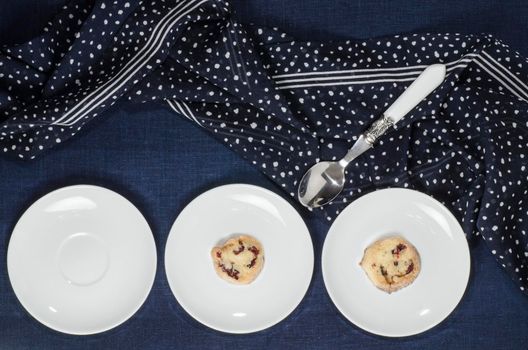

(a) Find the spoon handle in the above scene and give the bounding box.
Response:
[340,64,446,167]
[384,63,446,124]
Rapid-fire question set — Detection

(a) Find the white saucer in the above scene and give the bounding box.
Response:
[322,188,470,337]
[7,185,157,335]
[165,184,314,333]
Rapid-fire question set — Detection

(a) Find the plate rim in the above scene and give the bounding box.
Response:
[321,187,470,337]
[6,184,158,335]
[164,183,314,334]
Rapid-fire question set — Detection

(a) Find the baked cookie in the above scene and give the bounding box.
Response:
[359,236,420,293]
[211,235,264,285]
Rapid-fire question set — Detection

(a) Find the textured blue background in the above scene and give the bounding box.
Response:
[1,1,528,349]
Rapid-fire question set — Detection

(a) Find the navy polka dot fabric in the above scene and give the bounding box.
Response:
[1,0,527,294]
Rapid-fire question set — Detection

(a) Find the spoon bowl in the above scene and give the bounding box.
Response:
[298,161,345,208]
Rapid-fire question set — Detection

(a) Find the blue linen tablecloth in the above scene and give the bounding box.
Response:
[1,1,528,349]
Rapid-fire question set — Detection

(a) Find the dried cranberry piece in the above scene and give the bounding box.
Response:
[379,265,392,284]
[233,244,245,255]
[246,246,260,268]
[406,262,414,274]
[247,258,257,268]
[248,246,259,256]
[216,251,222,258]
[219,263,240,280]
[391,243,407,256]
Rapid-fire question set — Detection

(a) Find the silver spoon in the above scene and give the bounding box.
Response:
[298,63,446,208]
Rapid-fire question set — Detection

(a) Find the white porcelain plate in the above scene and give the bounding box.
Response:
[165,184,314,333]
[7,185,157,335]
[322,188,470,337]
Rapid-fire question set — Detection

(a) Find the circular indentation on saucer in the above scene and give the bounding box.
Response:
[57,233,109,286]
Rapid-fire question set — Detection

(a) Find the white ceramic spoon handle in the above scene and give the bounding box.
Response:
[385,63,446,123]
[363,63,446,144]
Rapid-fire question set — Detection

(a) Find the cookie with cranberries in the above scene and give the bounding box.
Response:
[211,235,264,285]
[359,236,420,293]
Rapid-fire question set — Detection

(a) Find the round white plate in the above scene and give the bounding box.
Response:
[322,188,470,337]
[7,185,157,335]
[165,184,314,333]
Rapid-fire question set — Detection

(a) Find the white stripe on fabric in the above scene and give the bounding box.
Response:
[271,53,479,80]
[53,0,207,126]
[274,57,476,85]
[275,70,425,85]
[167,99,192,121]
[276,76,418,90]
[477,57,528,100]
[473,58,527,101]
[275,63,471,90]
[481,50,528,99]
[273,59,472,86]
[272,63,430,80]
[179,100,203,127]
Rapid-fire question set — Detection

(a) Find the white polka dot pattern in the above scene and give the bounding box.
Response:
[0,0,527,294]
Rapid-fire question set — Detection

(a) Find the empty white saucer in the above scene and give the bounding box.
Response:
[7,185,157,335]
[322,188,470,337]
[165,184,314,333]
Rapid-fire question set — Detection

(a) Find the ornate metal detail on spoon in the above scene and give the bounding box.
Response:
[364,115,394,145]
